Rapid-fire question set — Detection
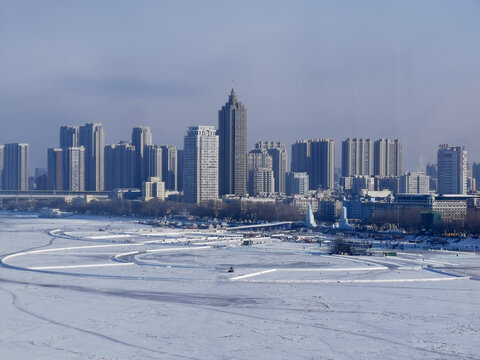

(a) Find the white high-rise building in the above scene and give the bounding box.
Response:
[183,126,219,203]
[63,147,85,191]
[374,138,402,177]
[437,144,467,195]
[342,138,374,177]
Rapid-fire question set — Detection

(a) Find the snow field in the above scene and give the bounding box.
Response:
[0,214,479,359]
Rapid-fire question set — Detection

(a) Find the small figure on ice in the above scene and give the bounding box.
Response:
[228,267,235,273]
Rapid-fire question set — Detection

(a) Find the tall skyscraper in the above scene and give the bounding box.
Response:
[218,89,247,196]
[256,141,287,194]
[309,139,335,190]
[3,143,28,190]
[143,145,162,181]
[374,138,403,177]
[79,123,105,191]
[60,126,79,148]
[131,126,153,187]
[342,138,374,177]
[104,142,136,190]
[63,147,85,191]
[291,140,310,173]
[437,144,467,195]
[47,148,63,190]
[183,126,219,203]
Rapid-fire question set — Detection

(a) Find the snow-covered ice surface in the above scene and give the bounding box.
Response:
[0,212,480,359]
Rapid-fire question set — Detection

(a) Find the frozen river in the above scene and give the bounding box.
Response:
[0,212,479,359]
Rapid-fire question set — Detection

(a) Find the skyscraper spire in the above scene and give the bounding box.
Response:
[229,88,237,103]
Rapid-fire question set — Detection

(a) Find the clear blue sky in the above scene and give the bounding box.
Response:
[1,0,479,171]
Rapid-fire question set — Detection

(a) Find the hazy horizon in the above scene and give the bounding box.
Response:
[1,0,479,173]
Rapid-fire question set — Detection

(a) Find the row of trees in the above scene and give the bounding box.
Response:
[368,207,480,235]
[0,198,303,222]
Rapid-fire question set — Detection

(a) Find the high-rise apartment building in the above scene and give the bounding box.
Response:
[247,148,274,196]
[437,144,467,195]
[143,145,162,181]
[160,145,178,191]
[218,89,247,196]
[374,138,402,177]
[3,143,28,191]
[48,147,86,191]
[131,126,153,187]
[79,123,104,191]
[341,138,374,177]
[60,126,79,148]
[47,148,63,190]
[63,147,85,191]
[256,141,287,194]
[291,140,310,173]
[183,126,219,203]
[248,169,275,197]
[247,149,273,171]
[309,139,335,190]
[104,142,136,190]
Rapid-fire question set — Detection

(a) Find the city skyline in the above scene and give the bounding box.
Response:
[1,116,477,194]
[1,1,479,171]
